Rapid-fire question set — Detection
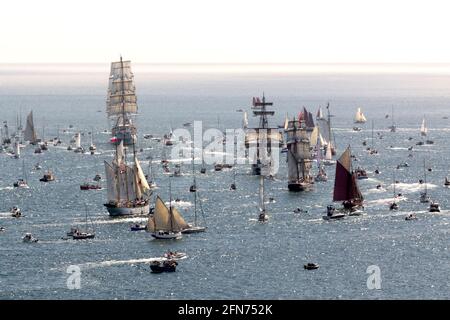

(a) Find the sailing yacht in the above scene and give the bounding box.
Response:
[13,160,29,188]
[72,206,95,240]
[354,108,367,124]
[367,120,378,154]
[389,174,399,210]
[73,132,84,153]
[104,140,151,216]
[183,187,207,234]
[23,111,39,145]
[106,57,138,146]
[316,103,336,156]
[145,157,157,188]
[189,154,197,192]
[419,160,430,203]
[420,116,427,137]
[316,106,324,120]
[146,195,184,239]
[89,130,97,154]
[323,143,336,166]
[13,140,20,159]
[285,114,314,191]
[332,146,364,212]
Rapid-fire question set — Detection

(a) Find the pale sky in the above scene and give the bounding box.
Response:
[2,0,450,63]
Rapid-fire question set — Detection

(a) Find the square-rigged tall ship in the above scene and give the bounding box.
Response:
[104,141,151,216]
[245,95,282,175]
[106,56,138,146]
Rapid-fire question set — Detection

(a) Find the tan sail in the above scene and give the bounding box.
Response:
[106,60,138,117]
[153,196,172,231]
[171,207,190,231]
[134,158,150,193]
[104,161,118,202]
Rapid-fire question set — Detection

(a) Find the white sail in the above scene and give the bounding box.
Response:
[242,111,249,129]
[354,108,367,123]
[23,111,37,143]
[310,126,319,146]
[15,141,20,158]
[259,175,265,212]
[114,140,125,165]
[325,143,333,161]
[106,59,138,117]
[134,157,150,195]
[316,107,324,120]
[283,113,289,130]
[420,117,427,136]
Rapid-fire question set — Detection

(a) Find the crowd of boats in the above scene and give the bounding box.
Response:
[2,57,449,272]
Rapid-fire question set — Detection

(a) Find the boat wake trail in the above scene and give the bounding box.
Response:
[394,183,437,193]
[78,256,187,270]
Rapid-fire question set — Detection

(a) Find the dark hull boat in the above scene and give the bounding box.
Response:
[150,260,177,273]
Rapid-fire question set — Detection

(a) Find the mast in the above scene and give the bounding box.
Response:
[194,181,197,226]
[169,177,173,231]
[371,120,374,149]
[259,175,265,213]
[424,159,427,194]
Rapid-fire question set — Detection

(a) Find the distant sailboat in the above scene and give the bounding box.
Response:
[13,140,20,159]
[89,130,97,154]
[354,108,367,124]
[388,106,396,132]
[389,173,399,210]
[420,159,430,203]
[183,185,207,234]
[332,146,364,211]
[257,174,269,222]
[189,154,197,192]
[316,106,324,120]
[323,143,335,166]
[23,111,38,145]
[104,140,151,216]
[72,205,96,240]
[13,160,29,188]
[242,111,249,129]
[420,116,427,137]
[74,132,84,153]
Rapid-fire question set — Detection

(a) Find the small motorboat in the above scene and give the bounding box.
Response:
[143,134,153,139]
[293,208,307,214]
[374,169,380,174]
[214,164,223,171]
[419,192,430,203]
[429,201,441,212]
[405,213,418,221]
[151,230,182,240]
[0,227,5,232]
[222,164,233,169]
[13,179,29,188]
[355,168,368,180]
[93,174,102,182]
[416,141,424,146]
[408,146,413,151]
[22,233,38,243]
[353,127,362,131]
[74,147,85,153]
[67,227,79,237]
[258,212,268,222]
[389,202,399,210]
[89,144,96,152]
[72,231,95,240]
[150,260,178,273]
[183,122,192,127]
[200,167,206,174]
[10,206,22,218]
[130,224,146,231]
[40,143,48,151]
[181,225,207,234]
[40,172,55,182]
[80,183,101,190]
[445,177,450,186]
[323,205,345,220]
[163,251,187,260]
[230,183,236,190]
[34,147,42,154]
[189,185,197,192]
[67,145,73,151]
[397,162,409,168]
[425,140,434,145]
[304,263,319,270]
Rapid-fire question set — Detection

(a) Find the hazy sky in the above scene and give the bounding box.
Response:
[2,0,450,63]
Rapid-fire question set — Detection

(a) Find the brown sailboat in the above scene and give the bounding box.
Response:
[332,146,364,212]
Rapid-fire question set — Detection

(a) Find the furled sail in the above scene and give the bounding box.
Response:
[333,147,363,201]
[23,111,37,143]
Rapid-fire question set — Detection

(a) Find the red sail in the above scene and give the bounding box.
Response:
[333,147,361,201]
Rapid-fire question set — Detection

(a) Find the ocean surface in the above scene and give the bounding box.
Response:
[0,64,449,299]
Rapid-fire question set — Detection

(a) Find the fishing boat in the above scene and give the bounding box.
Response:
[245,95,282,175]
[285,113,314,191]
[13,160,29,188]
[150,260,177,273]
[332,146,364,212]
[72,206,95,240]
[39,170,55,182]
[257,174,269,222]
[146,194,184,239]
[429,201,440,212]
[354,108,367,124]
[419,160,430,203]
[104,140,151,216]
[106,57,138,146]
[22,233,38,243]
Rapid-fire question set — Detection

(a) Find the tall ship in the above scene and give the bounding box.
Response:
[104,141,151,216]
[285,112,314,191]
[106,56,138,146]
[245,95,282,175]
[332,146,364,211]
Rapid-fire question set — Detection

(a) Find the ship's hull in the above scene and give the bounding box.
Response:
[104,203,150,216]
[251,164,261,175]
[288,181,313,192]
